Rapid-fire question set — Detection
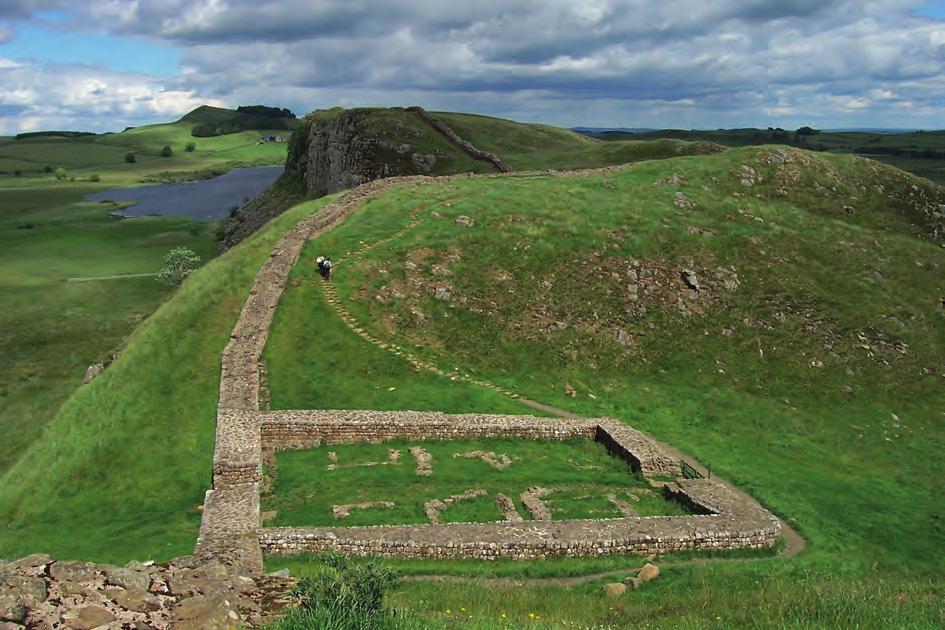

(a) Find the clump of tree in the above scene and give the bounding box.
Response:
[157,247,201,286]
[161,145,173,157]
[795,126,820,136]
[89,174,101,182]
[185,141,196,152]
[54,167,68,180]
[125,152,136,163]
[237,105,296,118]
[15,131,95,140]
[43,165,53,173]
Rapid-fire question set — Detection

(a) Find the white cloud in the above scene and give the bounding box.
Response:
[0,0,944,129]
[0,59,218,133]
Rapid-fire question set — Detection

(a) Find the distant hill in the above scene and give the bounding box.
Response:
[579,126,945,185]
[179,105,301,138]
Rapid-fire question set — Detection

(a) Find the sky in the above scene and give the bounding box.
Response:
[1,0,944,134]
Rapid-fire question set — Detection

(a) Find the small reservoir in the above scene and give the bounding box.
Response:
[86,165,283,221]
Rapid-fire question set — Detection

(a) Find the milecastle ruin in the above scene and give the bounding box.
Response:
[195,171,783,572]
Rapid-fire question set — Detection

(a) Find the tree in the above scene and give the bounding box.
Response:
[54,166,68,180]
[157,247,201,286]
[43,165,53,173]
[125,152,136,163]
[89,174,101,182]
[795,126,819,136]
[161,145,173,157]
[185,141,196,152]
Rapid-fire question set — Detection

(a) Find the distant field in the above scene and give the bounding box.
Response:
[0,114,288,477]
[585,127,945,185]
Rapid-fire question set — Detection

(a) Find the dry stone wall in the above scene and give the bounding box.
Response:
[259,479,781,560]
[260,410,597,449]
[407,107,512,173]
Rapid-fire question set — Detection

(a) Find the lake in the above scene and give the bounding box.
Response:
[86,165,283,221]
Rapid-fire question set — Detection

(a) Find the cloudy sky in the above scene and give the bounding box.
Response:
[1,0,944,134]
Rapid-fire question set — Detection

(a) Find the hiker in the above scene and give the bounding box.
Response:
[317,256,332,281]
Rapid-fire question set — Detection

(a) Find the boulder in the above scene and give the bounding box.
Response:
[172,595,233,630]
[104,566,152,593]
[83,363,104,384]
[0,622,26,630]
[64,606,116,630]
[49,562,101,583]
[2,555,54,575]
[0,595,26,625]
[603,582,627,597]
[638,563,660,582]
[623,576,643,590]
[0,576,47,605]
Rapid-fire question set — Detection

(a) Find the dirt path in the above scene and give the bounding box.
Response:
[65,272,159,282]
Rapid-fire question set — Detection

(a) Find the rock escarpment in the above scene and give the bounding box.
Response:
[219,107,503,250]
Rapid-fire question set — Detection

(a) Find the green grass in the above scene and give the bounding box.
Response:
[0,196,332,562]
[432,111,723,170]
[0,116,289,477]
[263,438,687,527]
[264,146,944,623]
[0,186,218,474]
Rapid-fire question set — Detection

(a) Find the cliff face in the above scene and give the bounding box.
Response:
[301,108,473,196]
[220,107,510,249]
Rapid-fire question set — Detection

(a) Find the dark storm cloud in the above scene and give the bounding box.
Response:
[1,0,944,132]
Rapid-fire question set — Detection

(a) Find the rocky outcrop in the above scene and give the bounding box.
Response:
[219,106,511,250]
[0,553,292,629]
[302,108,464,198]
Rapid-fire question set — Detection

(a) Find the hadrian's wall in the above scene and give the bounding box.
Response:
[407,107,513,173]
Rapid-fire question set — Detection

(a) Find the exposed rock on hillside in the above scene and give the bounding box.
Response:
[0,553,293,629]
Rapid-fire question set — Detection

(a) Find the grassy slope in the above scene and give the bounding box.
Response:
[0,118,289,476]
[433,111,723,170]
[0,195,334,562]
[0,187,217,473]
[607,127,945,186]
[264,147,943,626]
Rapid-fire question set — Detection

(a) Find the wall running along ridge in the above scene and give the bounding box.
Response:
[197,168,782,571]
[407,107,513,173]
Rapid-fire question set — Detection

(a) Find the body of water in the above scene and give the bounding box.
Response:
[86,165,283,221]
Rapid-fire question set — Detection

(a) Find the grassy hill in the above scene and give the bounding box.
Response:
[586,127,945,186]
[0,108,291,478]
[2,140,943,625]
[434,111,723,170]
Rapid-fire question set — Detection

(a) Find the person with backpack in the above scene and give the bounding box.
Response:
[316,255,332,281]
[322,257,332,281]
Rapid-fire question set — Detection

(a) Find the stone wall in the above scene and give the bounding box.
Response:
[259,479,781,560]
[260,410,597,450]
[407,107,513,173]
[595,420,683,478]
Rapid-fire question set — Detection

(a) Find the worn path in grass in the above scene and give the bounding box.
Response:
[305,185,806,581]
